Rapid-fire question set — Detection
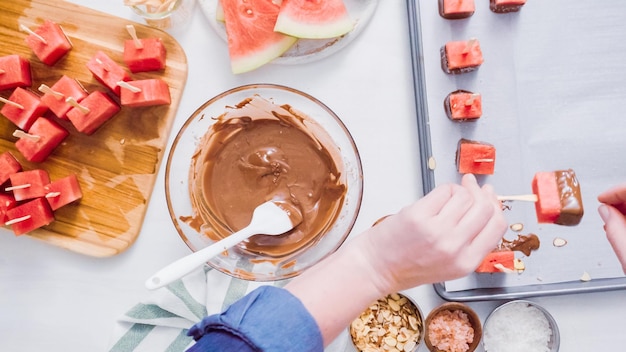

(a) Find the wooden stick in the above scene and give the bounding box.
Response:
[125,25,144,49]
[474,158,494,163]
[465,93,479,106]
[94,58,111,72]
[38,84,64,99]
[117,81,142,93]
[46,192,61,198]
[13,130,41,142]
[0,69,5,74]
[463,38,477,54]
[497,194,538,202]
[66,97,90,114]
[4,215,31,226]
[19,24,47,44]
[0,96,24,110]
[5,183,31,192]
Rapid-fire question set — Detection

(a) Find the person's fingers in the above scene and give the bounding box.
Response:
[597,184,626,204]
[434,189,474,226]
[410,182,458,218]
[599,204,626,273]
[598,184,626,214]
[466,206,507,255]
[454,175,498,241]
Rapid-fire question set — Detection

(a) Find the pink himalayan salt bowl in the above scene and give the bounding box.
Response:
[424,302,482,352]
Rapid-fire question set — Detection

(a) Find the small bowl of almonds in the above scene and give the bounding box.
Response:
[349,292,424,352]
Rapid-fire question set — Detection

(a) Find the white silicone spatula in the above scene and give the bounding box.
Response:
[145,200,302,290]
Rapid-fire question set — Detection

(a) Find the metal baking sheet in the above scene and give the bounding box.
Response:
[407,0,626,301]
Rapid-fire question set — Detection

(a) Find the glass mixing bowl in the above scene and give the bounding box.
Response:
[165,84,363,281]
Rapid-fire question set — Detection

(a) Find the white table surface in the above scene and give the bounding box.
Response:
[1,1,625,351]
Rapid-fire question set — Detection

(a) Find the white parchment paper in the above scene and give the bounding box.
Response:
[415,0,626,292]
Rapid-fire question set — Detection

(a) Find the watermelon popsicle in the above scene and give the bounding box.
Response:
[531,169,584,226]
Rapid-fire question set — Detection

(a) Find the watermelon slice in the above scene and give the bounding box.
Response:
[274,0,354,39]
[220,0,297,74]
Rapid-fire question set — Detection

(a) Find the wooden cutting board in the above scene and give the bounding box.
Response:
[0,0,188,256]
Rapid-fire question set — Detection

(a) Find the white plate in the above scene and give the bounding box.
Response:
[198,0,379,65]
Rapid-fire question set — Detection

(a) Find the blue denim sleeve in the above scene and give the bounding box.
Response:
[186,285,324,352]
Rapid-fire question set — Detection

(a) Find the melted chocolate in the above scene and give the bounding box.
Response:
[500,234,540,256]
[187,96,346,258]
[555,169,584,226]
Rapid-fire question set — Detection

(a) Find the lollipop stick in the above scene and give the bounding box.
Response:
[497,194,538,202]
[125,24,144,49]
[117,81,142,93]
[0,96,24,110]
[19,24,47,44]
[66,97,90,114]
[13,130,41,142]
[38,84,64,99]
[463,38,477,54]
[4,215,31,226]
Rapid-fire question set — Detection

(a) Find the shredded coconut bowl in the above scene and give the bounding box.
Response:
[424,302,482,352]
[482,300,560,352]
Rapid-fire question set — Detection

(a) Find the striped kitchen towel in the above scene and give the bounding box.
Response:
[107,265,284,352]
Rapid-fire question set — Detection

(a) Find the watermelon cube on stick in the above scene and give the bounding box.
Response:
[86,51,131,96]
[39,75,88,119]
[118,79,171,107]
[0,192,17,224]
[44,174,82,211]
[21,21,72,66]
[445,90,482,121]
[7,169,51,201]
[0,152,22,185]
[274,0,355,39]
[0,87,49,130]
[14,117,69,163]
[123,25,167,73]
[531,169,584,226]
[0,54,32,91]
[221,0,297,74]
[439,0,475,19]
[4,197,55,235]
[442,38,484,74]
[475,251,515,273]
[456,138,496,175]
[67,90,120,135]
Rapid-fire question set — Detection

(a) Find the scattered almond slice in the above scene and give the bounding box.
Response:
[510,223,524,232]
[553,237,567,247]
[580,271,591,282]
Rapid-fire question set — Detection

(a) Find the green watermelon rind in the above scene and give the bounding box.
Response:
[274,0,355,39]
[274,16,355,39]
[230,36,297,74]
